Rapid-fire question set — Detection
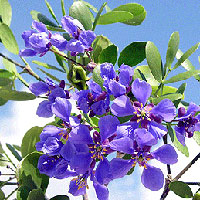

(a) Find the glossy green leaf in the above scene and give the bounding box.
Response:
[174,83,186,108]
[169,181,193,198]
[6,143,22,161]
[45,0,59,24]
[146,41,162,82]
[113,3,146,26]
[0,189,5,200]
[0,23,19,54]
[27,189,45,200]
[0,0,12,26]
[17,186,31,200]
[168,125,189,157]
[174,42,200,70]
[50,195,70,200]
[118,42,146,67]
[0,69,14,78]
[193,131,200,146]
[38,68,61,83]
[32,60,65,73]
[92,2,107,31]
[99,44,118,65]
[165,32,180,70]
[151,93,182,105]
[92,65,104,88]
[164,70,200,84]
[0,89,36,101]
[92,35,112,63]
[134,65,159,86]
[21,152,49,190]
[69,1,94,30]
[31,10,58,27]
[61,0,66,16]
[97,11,133,25]
[21,126,43,158]
[0,77,12,86]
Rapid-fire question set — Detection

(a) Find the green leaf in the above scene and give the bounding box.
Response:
[17,186,31,200]
[0,189,5,200]
[27,189,45,200]
[45,0,59,24]
[193,131,200,146]
[21,152,49,191]
[174,42,200,70]
[0,77,12,86]
[50,195,70,200]
[92,35,112,63]
[134,65,159,86]
[99,44,118,65]
[38,68,61,83]
[81,1,98,13]
[165,32,180,70]
[97,11,133,25]
[105,5,111,13]
[193,192,200,200]
[0,69,14,78]
[127,166,135,175]
[13,144,21,152]
[151,93,182,105]
[0,0,12,26]
[54,53,68,73]
[0,97,7,106]
[21,126,43,158]
[118,42,146,67]
[92,65,104,88]
[0,89,36,101]
[118,115,132,124]
[46,25,65,32]
[152,85,178,97]
[168,125,189,157]
[164,70,200,84]
[61,0,66,16]
[69,1,94,30]
[146,41,162,82]
[174,83,186,108]
[6,143,22,161]
[31,10,58,27]
[0,23,19,54]
[3,58,17,73]
[169,181,193,198]
[113,3,146,26]
[0,142,4,153]
[92,2,107,31]
[32,60,65,73]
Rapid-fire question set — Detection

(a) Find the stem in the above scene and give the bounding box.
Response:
[50,48,86,69]
[5,187,18,200]
[4,152,16,169]
[0,53,43,82]
[83,193,89,200]
[163,135,171,175]
[185,182,200,185]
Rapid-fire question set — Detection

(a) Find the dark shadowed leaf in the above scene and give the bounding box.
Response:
[50,195,70,200]
[6,143,22,161]
[169,181,193,198]
[118,42,146,67]
[0,189,5,200]
[27,189,45,200]
[17,186,31,200]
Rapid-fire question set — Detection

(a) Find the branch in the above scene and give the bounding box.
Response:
[0,53,43,81]
[160,152,200,200]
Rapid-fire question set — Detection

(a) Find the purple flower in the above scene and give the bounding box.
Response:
[175,103,200,145]
[20,21,67,57]
[111,78,176,143]
[73,80,110,116]
[61,16,96,56]
[107,144,178,191]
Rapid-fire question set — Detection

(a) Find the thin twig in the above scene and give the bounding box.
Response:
[185,182,200,186]
[5,187,18,200]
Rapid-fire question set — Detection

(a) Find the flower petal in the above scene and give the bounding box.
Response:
[111,95,134,117]
[19,49,37,57]
[93,182,109,200]
[36,100,53,117]
[99,115,120,142]
[29,81,49,96]
[131,78,152,105]
[141,164,164,191]
[151,99,176,122]
[174,126,186,146]
[52,97,72,121]
[108,80,126,97]
[152,144,178,164]
[32,20,47,32]
[149,121,167,139]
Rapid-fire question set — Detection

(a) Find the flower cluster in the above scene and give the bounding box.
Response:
[23,16,200,200]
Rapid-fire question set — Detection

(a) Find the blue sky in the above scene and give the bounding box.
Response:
[1,0,200,199]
